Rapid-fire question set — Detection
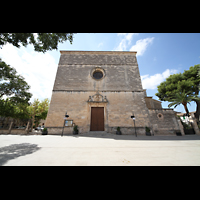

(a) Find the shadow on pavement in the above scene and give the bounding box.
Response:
[0,143,41,166]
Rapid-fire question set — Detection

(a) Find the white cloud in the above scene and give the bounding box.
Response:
[141,69,178,90]
[115,33,138,51]
[130,37,154,56]
[0,44,57,102]
[125,33,136,44]
[115,34,154,56]
[115,38,127,51]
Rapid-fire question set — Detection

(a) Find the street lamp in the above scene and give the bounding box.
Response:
[131,114,137,137]
[61,112,69,137]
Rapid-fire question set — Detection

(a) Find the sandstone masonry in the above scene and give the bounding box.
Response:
[45,51,181,135]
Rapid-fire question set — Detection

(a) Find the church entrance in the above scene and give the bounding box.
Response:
[90,107,104,131]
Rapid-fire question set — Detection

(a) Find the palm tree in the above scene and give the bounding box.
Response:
[168,90,200,115]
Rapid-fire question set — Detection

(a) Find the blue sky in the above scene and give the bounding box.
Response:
[0,33,200,113]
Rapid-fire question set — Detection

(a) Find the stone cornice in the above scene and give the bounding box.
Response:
[60,50,137,55]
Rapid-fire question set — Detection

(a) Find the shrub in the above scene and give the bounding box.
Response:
[43,127,47,132]
[73,125,78,131]
[145,126,150,132]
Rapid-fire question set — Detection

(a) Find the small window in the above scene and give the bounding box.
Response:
[157,113,163,119]
[91,67,105,81]
[93,71,103,80]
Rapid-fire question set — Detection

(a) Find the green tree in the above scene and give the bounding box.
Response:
[28,98,50,132]
[34,106,49,128]
[13,101,30,120]
[0,99,15,118]
[0,58,32,104]
[0,59,31,128]
[168,90,200,114]
[155,64,200,120]
[0,99,15,127]
[0,33,74,53]
[0,98,30,128]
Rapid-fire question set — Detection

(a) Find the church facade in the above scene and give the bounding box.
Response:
[45,51,180,135]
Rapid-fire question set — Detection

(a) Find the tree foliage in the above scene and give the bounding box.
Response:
[0,58,32,104]
[155,64,200,120]
[28,98,50,131]
[0,98,49,130]
[0,33,74,53]
[0,99,15,118]
[0,33,62,129]
[156,65,200,99]
[35,109,48,128]
[168,90,200,114]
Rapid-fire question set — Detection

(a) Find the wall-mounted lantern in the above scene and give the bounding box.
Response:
[131,114,137,137]
[61,112,69,137]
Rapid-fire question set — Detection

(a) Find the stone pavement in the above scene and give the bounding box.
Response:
[0,133,200,166]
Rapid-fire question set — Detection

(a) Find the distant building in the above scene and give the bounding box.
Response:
[176,111,196,124]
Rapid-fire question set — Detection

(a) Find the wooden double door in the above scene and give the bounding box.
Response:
[90,107,104,131]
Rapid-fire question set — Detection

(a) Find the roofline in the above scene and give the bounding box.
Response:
[145,96,162,103]
[176,111,196,115]
[60,50,137,55]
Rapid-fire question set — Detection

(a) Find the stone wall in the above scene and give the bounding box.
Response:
[0,129,27,134]
[53,51,143,92]
[53,65,143,92]
[59,51,137,65]
[45,91,150,135]
[46,51,151,135]
[148,109,180,135]
[145,97,162,110]
[46,51,181,136]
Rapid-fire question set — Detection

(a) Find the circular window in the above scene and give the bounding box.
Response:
[93,71,103,79]
[157,113,163,119]
[91,67,105,81]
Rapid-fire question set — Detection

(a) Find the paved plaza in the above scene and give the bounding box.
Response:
[0,133,200,166]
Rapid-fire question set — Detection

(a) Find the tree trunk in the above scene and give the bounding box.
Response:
[31,116,34,132]
[8,121,13,134]
[25,120,30,134]
[193,89,200,123]
[194,100,200,123]
[182,103,189,114]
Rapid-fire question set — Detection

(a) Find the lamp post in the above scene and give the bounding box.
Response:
[61,112,69,137]
[131,115,137,137]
